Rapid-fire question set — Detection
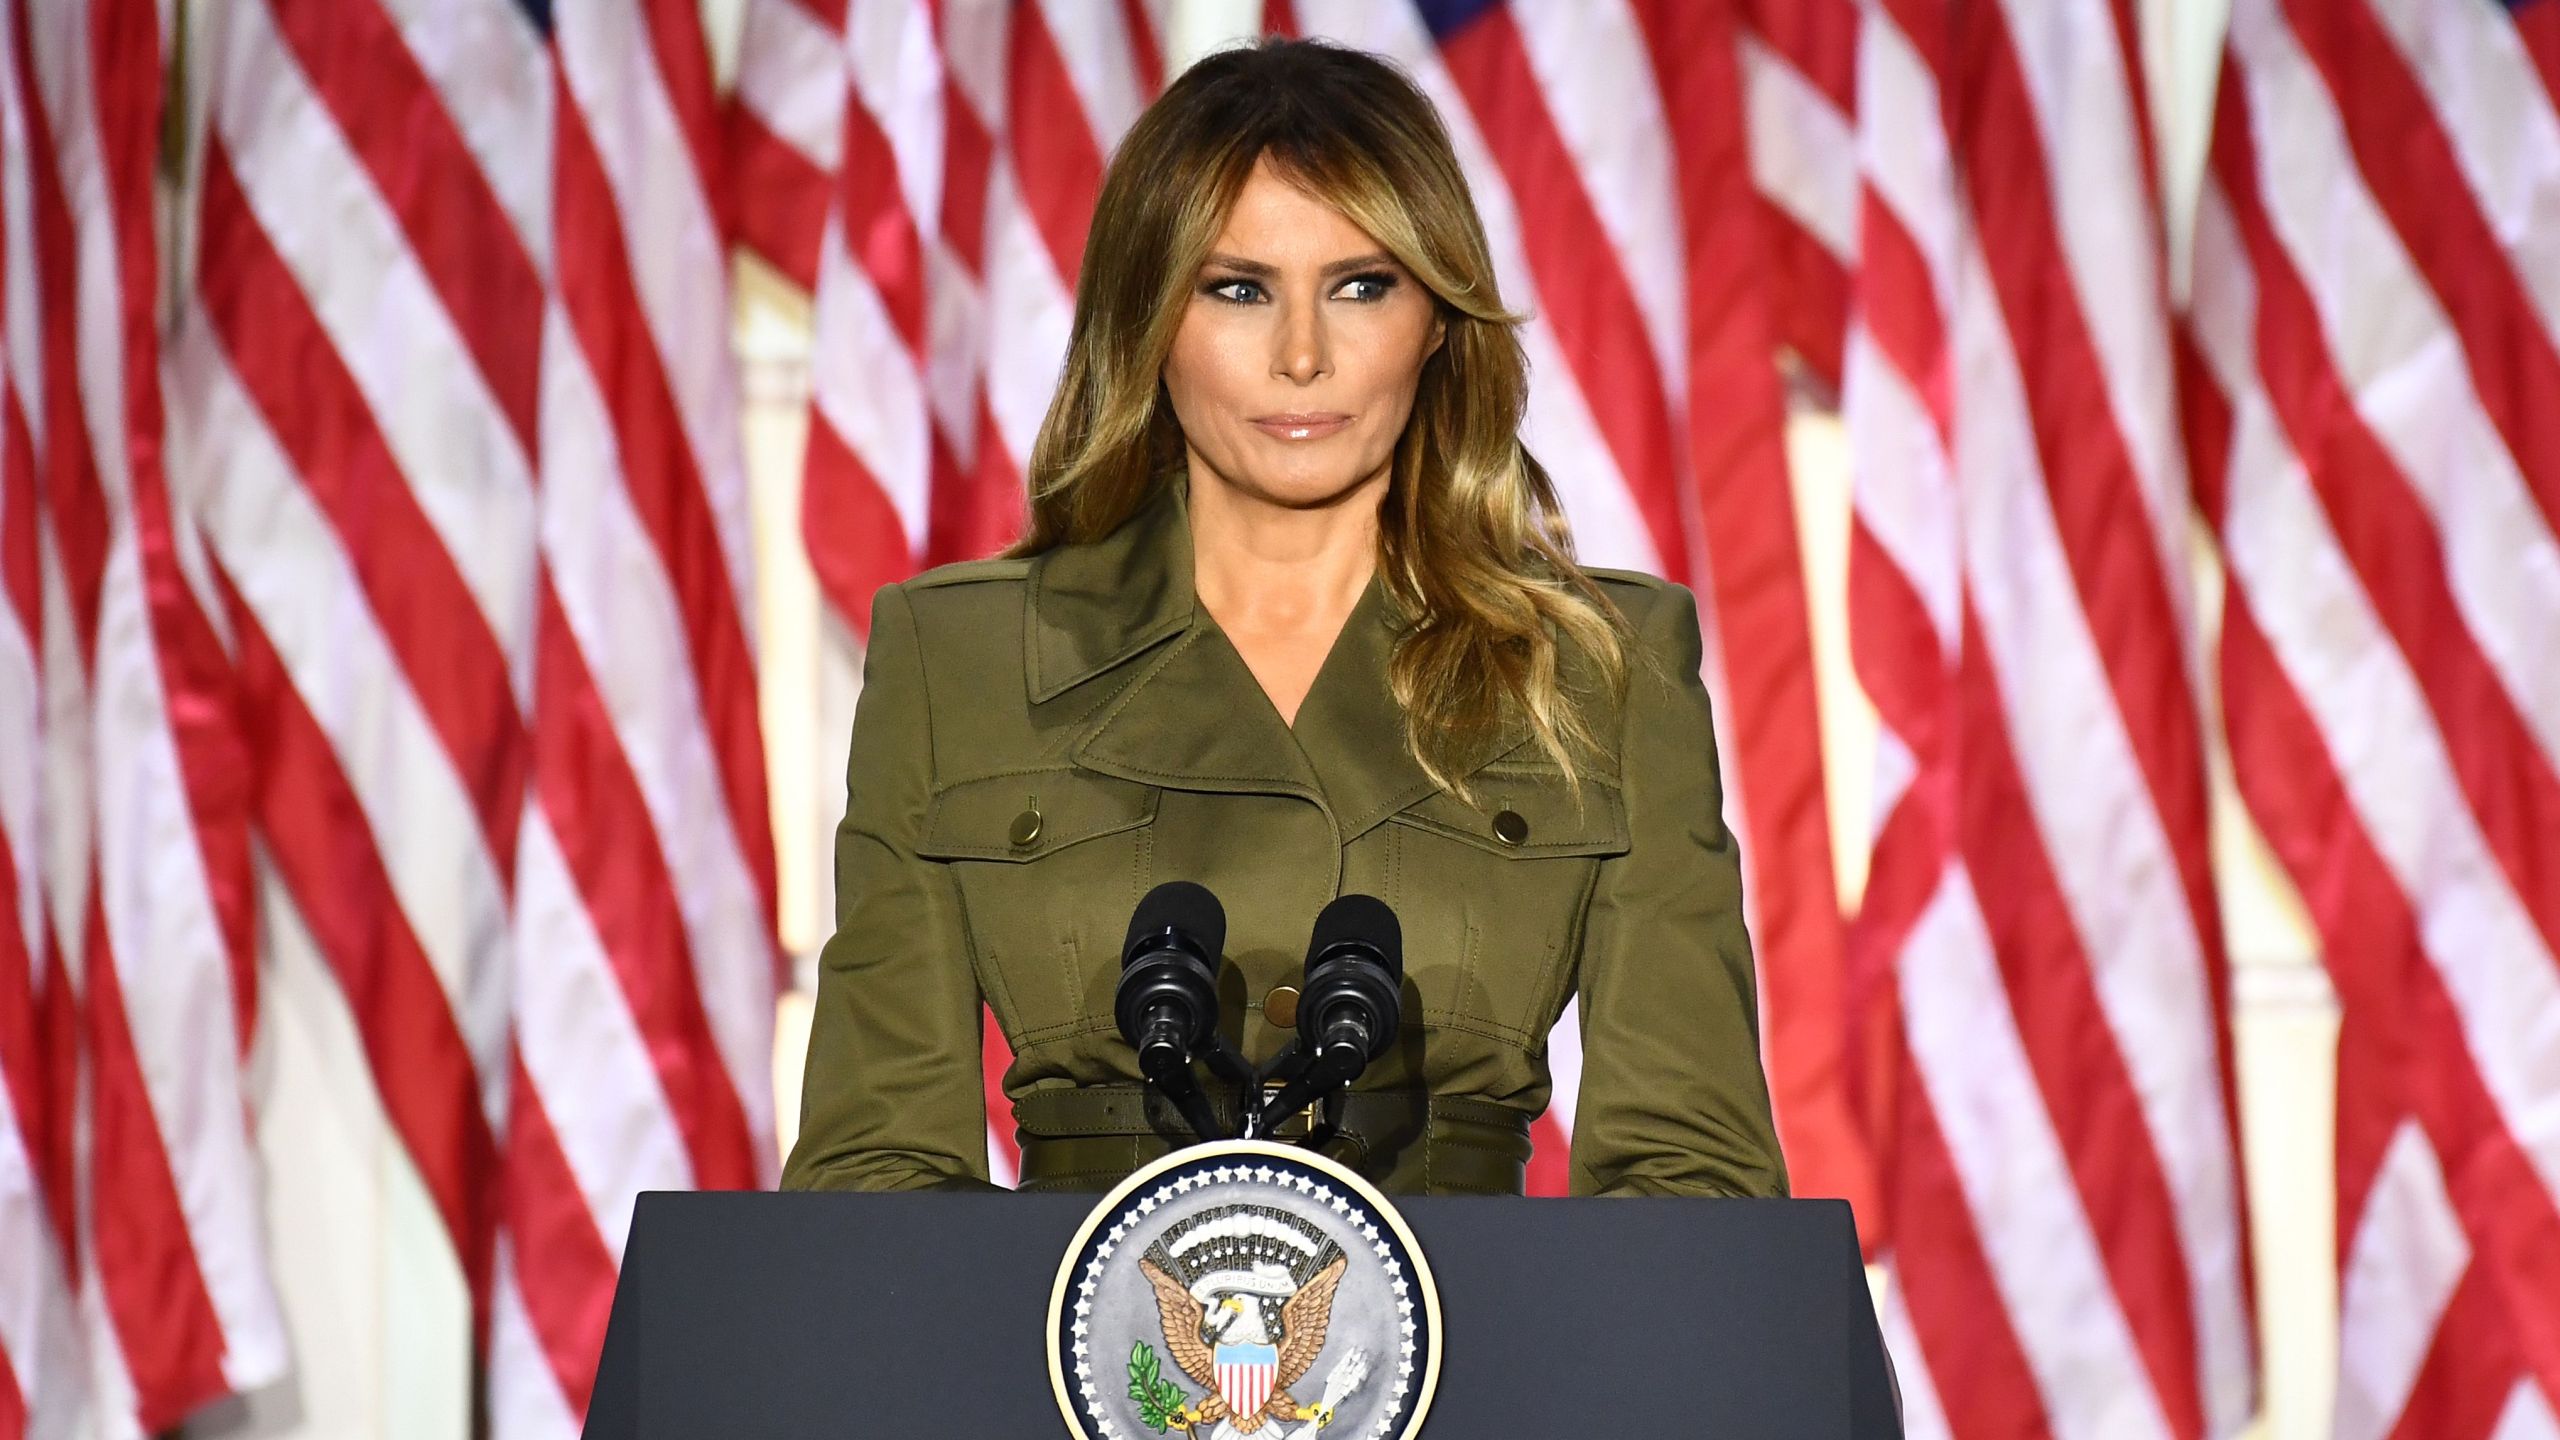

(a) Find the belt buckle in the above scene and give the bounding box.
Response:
[1262,1083,1322,1141]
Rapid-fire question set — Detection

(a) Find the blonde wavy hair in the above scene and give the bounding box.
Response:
[1009,37,1630,798]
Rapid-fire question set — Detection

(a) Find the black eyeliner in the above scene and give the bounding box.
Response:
[1195,271,1400,303]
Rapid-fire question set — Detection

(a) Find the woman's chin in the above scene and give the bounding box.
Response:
[1198,462,1387,513]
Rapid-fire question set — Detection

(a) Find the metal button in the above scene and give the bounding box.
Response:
[1264,984,1301,1029]
[1008,807,1043,848]
[1492,808,1530,846]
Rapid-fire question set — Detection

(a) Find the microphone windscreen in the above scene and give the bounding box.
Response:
[1308,893,1401,978]
[1124,880,1226,966]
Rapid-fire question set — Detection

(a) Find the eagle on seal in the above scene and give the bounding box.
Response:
[1139,1252,1349,1434]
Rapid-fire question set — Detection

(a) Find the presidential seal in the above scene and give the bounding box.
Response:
[1047,1140,1441,1440]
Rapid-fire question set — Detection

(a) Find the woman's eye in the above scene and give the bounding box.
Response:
[1202,274,1400,304]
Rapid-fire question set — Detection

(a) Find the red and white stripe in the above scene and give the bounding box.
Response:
[0,12,91,1436]
[174,1,777,1433]
[6,1,288,1434]
[1258,0,1861,1208]
[175,0,535,1381]
[730,0,1169,1185]
[1733,0,1859,385]
[729,0,1166,615]
[1217,1352,1276,1420]
[1844,0,2254,1434]
[495,5,782,1435]
[2184,2,2560,1433]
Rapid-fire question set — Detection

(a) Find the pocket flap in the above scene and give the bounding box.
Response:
[917,769,1158,862]
[1386,767,1628,858]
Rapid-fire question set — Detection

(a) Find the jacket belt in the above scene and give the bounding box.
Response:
[1009,1085,1534,1196]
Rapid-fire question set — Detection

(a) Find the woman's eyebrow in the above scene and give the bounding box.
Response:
[1199,251,1401,278]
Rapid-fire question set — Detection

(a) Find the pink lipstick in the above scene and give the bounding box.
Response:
[1250,412,1353,441]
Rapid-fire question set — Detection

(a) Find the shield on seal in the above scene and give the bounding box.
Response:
[1214,1342,1278,1419]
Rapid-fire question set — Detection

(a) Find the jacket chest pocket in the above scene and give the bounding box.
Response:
[1377,767,1629,1049]
[914,769,1158,1046]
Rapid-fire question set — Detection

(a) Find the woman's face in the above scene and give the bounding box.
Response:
[1162,159,1445,513]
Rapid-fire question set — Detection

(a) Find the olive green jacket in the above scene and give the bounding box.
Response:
[782,482,1786,1198]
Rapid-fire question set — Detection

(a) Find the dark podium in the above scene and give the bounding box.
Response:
[582,1189,1899,1437]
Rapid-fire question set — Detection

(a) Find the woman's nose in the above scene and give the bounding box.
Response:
[1272,297,1330,384]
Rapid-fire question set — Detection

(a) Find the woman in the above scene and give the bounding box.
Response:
[783,37,1785,1199]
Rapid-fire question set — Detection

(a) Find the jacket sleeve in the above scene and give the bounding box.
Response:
[781,582,1000,1192]
[1566,583,1790,1199]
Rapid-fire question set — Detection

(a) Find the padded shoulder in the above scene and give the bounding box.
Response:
[879,560,1071,772]
[892,559,1035,671]
[1583,564,1672,603]
[903,555,1033,590]
[1580,567,1688,641]
[894,560,1031,669]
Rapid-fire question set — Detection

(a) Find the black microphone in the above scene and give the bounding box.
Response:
[1114,881,1228,1140]
[1257,894,1403,1135]
[1300,893,1403,1066]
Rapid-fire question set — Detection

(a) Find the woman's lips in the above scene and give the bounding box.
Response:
[1250,413,1353,441]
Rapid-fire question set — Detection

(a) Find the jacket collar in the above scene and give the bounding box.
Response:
[1025,481,1196,705]
[1028,481,1452,839]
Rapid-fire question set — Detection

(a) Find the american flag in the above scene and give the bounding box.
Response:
[171,1,775,1438]
[2,1,287,1434]
[728,0,1874,1213]
[1843,0,2257,1433]
[2185,1,2560,1436]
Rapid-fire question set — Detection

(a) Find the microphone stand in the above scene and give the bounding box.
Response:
[1201,1034,1256,1140]
[1252,1042,1364,1140]
[1136,1031,1260,1144]
[1139,1043,1228,1144]
[1148,1027,1361,1148]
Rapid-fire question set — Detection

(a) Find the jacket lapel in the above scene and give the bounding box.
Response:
[1074,625,1327,802]
[1031,480,1499,840]
[1033,483,1323,803]
[1025,483,1194,705]
[1282,578,1446,839]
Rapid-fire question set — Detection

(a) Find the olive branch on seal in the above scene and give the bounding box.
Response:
[1126,1340,1189,1433]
